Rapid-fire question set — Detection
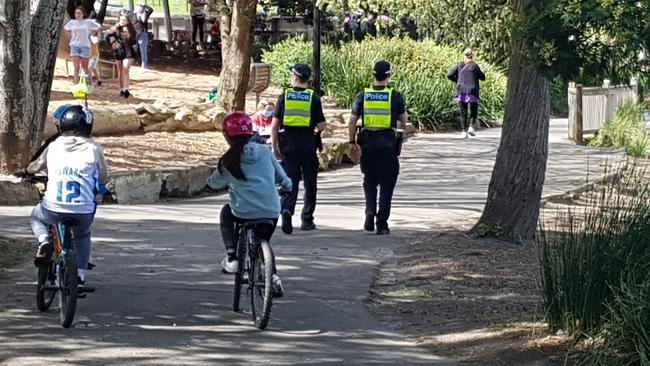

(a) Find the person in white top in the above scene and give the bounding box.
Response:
[64,6,101,84]
[27,104,109,285]
[189,0,207,44]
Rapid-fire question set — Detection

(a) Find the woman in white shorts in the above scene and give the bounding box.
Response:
[64,6,101,84]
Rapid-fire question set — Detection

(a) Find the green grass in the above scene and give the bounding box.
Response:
[263,37,507,130]
[589,102,648,157]
[538,163,650,364]
[118,0,192,16]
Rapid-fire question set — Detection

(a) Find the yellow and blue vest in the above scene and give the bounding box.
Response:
[284,88,314,127]
[363,87,393,128]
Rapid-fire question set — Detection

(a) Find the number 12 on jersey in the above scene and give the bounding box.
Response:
[57,181,81,203]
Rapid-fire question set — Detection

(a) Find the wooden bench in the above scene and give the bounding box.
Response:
[64,58,118,81]
[247,63,273,106]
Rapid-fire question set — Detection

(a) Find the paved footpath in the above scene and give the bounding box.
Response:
[0,120,625,365]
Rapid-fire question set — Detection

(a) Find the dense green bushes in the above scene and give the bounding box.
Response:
[539,167,650,364]
[262,37,507,130]
[589,103,648,157]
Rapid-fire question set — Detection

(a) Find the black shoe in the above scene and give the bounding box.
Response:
[364,214,375,232]
[33,242,53,265]
[123,89,131,98]
[300,221,316,231]
[87,262,96,270]
[97,80,102,87]
[281,211,293,234]
[376,227,391,235]
[119,90,125,97]
[77,278,95,293]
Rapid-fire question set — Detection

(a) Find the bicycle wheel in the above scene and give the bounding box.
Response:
[232,238,245,312]
[58,252,78,328]
[250,240,273,330]
[36,261,56,311]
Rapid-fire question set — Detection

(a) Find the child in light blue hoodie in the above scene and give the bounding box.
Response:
[207,112,292,297]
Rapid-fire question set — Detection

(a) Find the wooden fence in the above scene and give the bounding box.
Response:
[568,79,639,144]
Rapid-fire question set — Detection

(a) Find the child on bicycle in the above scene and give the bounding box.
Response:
[26,104,108,286]
[207,112,291,297]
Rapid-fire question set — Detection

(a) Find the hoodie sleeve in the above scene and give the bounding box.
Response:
[26,146,49,175]
[447,63,459,82]
[207,166,229,190]
[271,154,292,190]
[94,143,109,185]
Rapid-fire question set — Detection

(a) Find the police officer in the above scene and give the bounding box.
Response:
[348,60,408,235]
[271,64,327,234]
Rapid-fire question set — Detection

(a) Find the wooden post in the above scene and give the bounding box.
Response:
[162,0,173,43]
[574,84,584,145]
[128,0,135,11]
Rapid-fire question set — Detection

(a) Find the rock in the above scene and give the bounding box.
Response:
[111,171,162,204]
[144,104,160,115]
[134,103,147,114]
[161,165,216,198]
[152,100,171,115]
[404,122,417,137]
[174,107,192,122]
[0,175,40,206]
[318,139,350,171]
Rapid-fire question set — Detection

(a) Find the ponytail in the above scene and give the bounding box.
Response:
[218,134,252,181]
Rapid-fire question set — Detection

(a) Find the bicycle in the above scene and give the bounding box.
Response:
[25,175,95,328]
[231,219,275,330]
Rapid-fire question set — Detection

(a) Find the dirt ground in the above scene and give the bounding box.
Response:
[49,57,350,171]
[0,236,31,280]
[367,160,650,365]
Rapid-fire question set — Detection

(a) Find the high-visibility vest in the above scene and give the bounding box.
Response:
[284,88,313,127]
[363,87,393,128]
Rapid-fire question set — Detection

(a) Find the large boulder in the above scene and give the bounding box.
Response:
[0,175,40,206]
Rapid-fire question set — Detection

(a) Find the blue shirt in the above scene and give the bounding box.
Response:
[207,141,292,219]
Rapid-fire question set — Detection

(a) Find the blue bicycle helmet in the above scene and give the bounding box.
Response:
[54,104,94,136]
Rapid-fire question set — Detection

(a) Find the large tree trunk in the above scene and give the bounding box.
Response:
[471,0,550,243]
[0,1,67,174]
[212,0,257,113]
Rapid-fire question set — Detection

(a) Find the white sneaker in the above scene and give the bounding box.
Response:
[460,131,468,139]
[221,255,239,274]
[468,126,476,136]
[271,274,284,298]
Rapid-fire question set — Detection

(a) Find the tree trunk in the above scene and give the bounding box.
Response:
[0,1,67,174]
[213,0,257,113]
[471,0,550,243]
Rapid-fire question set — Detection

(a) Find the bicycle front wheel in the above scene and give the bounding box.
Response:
[250,240,273,330]
[58,252,78,328]
[36,261,56,312]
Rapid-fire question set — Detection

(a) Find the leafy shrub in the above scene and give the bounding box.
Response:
[539,167,650,339]
[589,102,648,157]
[262,37,507,130]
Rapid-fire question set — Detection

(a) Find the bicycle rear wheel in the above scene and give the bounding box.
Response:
[36,261,56,311]
[58,252,78,328]
[250,240,273,330]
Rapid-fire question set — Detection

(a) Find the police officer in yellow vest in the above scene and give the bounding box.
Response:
[348,61,408,235]
[271,64,327,234]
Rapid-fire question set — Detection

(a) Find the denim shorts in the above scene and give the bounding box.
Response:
[89,57,99,68]
[71,45,91,58]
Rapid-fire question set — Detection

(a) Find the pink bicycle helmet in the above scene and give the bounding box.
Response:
[222,112,254,137]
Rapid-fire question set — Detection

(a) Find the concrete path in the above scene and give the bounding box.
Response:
[0,120,625,365]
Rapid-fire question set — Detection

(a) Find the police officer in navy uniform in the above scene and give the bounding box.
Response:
[348,60,408,235]
[271,64,327,234]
